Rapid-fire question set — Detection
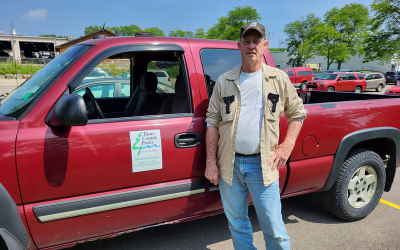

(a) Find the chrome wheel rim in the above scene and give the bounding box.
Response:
[355,88,361,93]
[377,85,382,92]
[347,166,377,208]
[301,83,306,90]
[327,88,334,92]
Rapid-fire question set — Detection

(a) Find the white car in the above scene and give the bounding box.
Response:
[148,70,171,86]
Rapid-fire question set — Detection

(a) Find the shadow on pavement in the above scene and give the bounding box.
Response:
[70,192,346,250]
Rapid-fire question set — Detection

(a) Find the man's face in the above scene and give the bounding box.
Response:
[238,30,268,65]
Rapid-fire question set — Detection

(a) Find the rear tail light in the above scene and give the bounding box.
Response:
[168,77,170,82]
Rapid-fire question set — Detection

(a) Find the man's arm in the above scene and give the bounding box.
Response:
[269,119,302,171]
[205,126,220,185]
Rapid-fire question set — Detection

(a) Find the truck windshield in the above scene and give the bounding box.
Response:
[0,45,90,120]
[320,74,338,80]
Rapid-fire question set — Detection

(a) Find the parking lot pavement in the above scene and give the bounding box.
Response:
[70,173,400,250]
[0,79,24,95]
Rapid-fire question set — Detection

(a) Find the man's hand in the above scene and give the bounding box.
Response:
[205,160,220,185]
[269,119,302,171]
[268,142,294,171]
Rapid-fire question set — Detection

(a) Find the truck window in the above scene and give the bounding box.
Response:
[285,71,294,77]
[72,51,190,120]
[200,49,241,98]
[357,74,364,79]
[338,74,348,80]
[297,71,313,76]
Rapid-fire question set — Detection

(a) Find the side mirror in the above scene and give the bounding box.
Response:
[337,78,343,81]
[46,94,88,127]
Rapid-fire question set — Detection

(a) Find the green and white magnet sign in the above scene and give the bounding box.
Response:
[129,129,163,173]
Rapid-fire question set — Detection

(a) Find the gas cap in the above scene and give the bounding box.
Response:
[302,135,318,156]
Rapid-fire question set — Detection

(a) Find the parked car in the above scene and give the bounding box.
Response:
[83,68,113,80]
[116,72,130,78]
[364,73,386,92]
[148,70,171,86]
[1,35,400,250]
[385,71,400,84]
[384,84,400,95]
[306,73,366,92]
[283,67,314,90]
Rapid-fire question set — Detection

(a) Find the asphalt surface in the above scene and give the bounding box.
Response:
[1,80,399,249]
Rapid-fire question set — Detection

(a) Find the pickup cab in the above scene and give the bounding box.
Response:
[1,36,400,250]
[307,72,366,92]
[283,67,314,91]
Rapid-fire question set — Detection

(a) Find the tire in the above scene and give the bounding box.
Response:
[354,86,362,93]
[326,87,334,92]
[321,148,386,221]
[300,82,307,91]
[376,84,383,92]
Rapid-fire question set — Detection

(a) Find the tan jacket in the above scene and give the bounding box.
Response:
[206,63,307,186]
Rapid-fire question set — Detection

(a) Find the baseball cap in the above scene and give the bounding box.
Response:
[240,22,265,38]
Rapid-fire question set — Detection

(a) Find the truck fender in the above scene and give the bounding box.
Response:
[323,127,400,192]
[0,183,30,250]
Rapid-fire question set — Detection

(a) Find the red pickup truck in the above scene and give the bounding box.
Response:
[1,35,400,250]
[283,67,314,91]
[307,72,366,92]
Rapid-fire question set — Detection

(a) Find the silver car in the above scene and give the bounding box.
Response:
[364,73,386,92]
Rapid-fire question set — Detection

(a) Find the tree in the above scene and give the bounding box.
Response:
[307,23,349,70]
[207,6,261,41]
[169,29,195,38]
[84,25,165,37]
[283,14,320,67]
[195,28,207,38]
[363,0,400,63]
[324,3,369,69]
[39,34,66,38]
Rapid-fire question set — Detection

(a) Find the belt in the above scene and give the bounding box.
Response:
[235,152,260,157]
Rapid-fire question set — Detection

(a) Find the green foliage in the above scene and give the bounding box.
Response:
[269,48,286,52]
[324,3,369,69]
[363,0,400,62]
[195,28,207,38]
[207,6,261,41]
[169,29,195,38]
[39,34,66,38]
[283,14,320,67]
[166,65,180,78]
[84,25,165,37]
[0,62,43,75]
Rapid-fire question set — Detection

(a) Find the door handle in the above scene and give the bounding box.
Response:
[174,132,202,148]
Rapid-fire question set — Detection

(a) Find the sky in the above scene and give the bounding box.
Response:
[1,0,376,48]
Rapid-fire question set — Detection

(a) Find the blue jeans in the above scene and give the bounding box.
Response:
[219,155,290,250]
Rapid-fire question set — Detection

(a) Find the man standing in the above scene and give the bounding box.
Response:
[205,22,307,250]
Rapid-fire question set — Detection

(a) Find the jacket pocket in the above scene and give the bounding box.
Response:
[266,100,279,122]
[221,95,235,121]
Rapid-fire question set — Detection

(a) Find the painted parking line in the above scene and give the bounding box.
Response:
[380,199,400,210]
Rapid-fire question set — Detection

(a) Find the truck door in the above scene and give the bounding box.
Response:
[16,43,206,248]
[347,74,357,91]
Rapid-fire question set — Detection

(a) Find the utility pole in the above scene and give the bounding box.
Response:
[266,32,271,48]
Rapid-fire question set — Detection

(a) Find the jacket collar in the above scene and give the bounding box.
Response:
[226,63,277,83]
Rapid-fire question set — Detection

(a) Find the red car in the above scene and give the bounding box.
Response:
[283,67,314,90]
[0,35,400,250]
[307,72,366,92]
[384,84,400,95]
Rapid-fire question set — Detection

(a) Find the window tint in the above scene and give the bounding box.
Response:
[201,49,242,97]
[357,74,364,79]
[297,71,313,76]
[285,71,294,77]
[347,74,356,80]
[338,74,348,80]
[386,72,395,75]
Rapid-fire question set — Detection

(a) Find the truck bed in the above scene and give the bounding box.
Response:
[298,91,400,105]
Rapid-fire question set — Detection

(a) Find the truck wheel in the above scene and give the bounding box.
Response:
[326,87,334,92]
[354,86,362,93]
[300,82,307,91]
[320,148,385,221]
[376,84,383,92]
